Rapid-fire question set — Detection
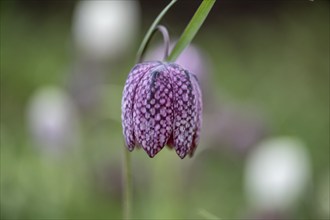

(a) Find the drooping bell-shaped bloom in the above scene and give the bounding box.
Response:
[121,61,202,159]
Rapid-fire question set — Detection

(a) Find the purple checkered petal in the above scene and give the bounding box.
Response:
[121,61,202,159]
[133,66,174,158]
[168,63,200,159]
[121,62,161,151]
[189,73,202,157]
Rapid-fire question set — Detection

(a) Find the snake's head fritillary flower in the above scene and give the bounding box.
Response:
[121,61,202,159]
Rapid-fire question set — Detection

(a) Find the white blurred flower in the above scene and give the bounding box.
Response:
[27,86,80,154]
[245,137,312,212]
[72,0,140,60]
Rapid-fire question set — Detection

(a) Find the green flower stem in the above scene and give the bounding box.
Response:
[123,148,132,219]
[127,1,177,218]
[124,1,215,218]
[136,0,177,62]
[167,0,216,62]
[138,25,170,63]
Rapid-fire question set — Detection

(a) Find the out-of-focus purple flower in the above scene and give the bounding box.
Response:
[26,86,80,155]
[204,106,269,155]
[121,61,202,159]
[246,211,289,220]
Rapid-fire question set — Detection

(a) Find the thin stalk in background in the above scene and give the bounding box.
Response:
[123,148,132,219]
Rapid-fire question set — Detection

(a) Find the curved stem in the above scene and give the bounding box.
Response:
[138,25,170,62]
[136,0,177,62]
[123,148,132,219]
[158,25,170,61]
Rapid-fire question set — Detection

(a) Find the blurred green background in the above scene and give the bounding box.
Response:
[1,0,329,219]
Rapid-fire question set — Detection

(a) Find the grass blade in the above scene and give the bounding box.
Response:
[136,0,177,62]
[167,0,216,62]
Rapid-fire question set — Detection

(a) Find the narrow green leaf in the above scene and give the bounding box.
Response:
[198,208,221,220]
[136,0,177,62]
[167,0,216,62]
